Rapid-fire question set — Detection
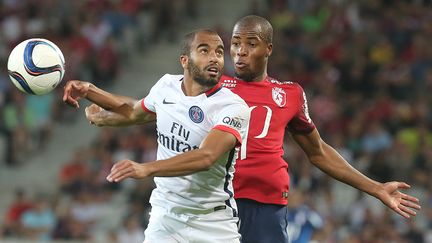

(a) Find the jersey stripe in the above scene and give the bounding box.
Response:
[205,82,222,97]
[213,125,242,145]
[224,149,237,217]
[140,99,155,114]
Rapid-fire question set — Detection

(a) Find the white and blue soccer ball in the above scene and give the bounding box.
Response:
[7,38,65,95]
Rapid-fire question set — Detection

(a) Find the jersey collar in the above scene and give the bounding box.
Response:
[205,82,222,97]
[234,75,270,85]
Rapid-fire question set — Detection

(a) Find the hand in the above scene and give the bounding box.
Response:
[106,160,149,182]
[377,182,421,218]
[63,80,91,108]
[85,104,103,126]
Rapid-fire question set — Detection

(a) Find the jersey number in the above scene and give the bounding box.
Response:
[240,106,272,159]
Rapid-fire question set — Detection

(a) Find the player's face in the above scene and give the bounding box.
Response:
[186,32,224,87]
[230,25,272,82]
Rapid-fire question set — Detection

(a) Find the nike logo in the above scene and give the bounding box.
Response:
[163,98,176,104]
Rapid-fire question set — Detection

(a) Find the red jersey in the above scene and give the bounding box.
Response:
[220,75,315,205]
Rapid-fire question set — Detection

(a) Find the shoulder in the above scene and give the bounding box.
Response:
[151,74,183,90]
[216,87,248,107]
[158,74,183,85]
[268,77,302,89]
[268,76,305,97]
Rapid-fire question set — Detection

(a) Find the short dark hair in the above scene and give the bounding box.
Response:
[180,29,219,56]
[234,15,273,44]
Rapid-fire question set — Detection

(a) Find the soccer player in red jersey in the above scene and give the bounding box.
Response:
[220,15,421,243]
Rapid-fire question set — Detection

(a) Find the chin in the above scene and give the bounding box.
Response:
[235,72,254,82]
[208,77,219,86]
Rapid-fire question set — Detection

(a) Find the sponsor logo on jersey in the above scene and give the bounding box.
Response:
[157,130,199,152]
[189,106,204,123]
[221,78,237,88]
[268,78,293,85]
[162,98,176,104]
[272,87,286,107]
[222,116,244,129]
[157,122,198,153]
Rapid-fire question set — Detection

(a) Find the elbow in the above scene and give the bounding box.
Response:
[200,150,217,170]
[114,103,135,119]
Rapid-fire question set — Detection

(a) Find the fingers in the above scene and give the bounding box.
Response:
[401,193,420,204]
[66,96,79,108]
[397,182,411,189]
[394,206,410,218]
[401,199,421,212]
[106,160,136,182]
[401,194,421,210]
[398,204,418,218]
[62,80,88,109]
[391,191,421,218]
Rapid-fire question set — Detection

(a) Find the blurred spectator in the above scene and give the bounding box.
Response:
[116,215,145,243]
[287,189,324,243]
[69,189,104,235]
[25,93,54,149]
[59,149,91,195]
[20,194,56,241]
[2,90,34,165]
[3,189,33,237]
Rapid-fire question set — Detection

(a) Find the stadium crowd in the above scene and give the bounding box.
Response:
[0,0,197,166]
[1,0,432,242]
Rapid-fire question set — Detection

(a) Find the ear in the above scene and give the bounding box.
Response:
[266,43,273,57]
[180,55,188,69]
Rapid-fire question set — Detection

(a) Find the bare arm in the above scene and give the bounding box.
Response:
[292,128,421,218]
[84,103,155,127]
[106,129,238,181]
[63,80,156,126]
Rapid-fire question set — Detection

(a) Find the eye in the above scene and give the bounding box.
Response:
[249,42,257,47]
[216,49,224,56]
[199,48,208,54]
[231,42,240,47]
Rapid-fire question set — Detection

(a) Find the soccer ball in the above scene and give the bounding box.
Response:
[7,38,65,95]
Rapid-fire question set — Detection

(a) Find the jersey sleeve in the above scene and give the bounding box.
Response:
[287,85,315,134]
[213,102,250,146]
[140,74,168,113]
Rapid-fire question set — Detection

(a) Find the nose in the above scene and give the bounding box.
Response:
[236,45,247,56]
[208,51,219,63]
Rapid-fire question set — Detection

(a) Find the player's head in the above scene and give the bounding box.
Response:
[231,15,273,82]
[180,29,224,87]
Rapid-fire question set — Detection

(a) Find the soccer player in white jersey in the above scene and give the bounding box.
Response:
[63,29,250,242]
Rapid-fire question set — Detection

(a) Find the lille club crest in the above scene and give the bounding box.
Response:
[272,87,286,107]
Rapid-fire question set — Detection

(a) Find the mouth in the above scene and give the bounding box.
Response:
[235,61,247,69]
[206,66,219,76]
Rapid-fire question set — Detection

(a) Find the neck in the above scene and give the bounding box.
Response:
[253,71,267,82]
[237,71,267,83]
[182,76,213,96]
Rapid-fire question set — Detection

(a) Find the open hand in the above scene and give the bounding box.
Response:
[63,80,90,108]
[378,181,421,218]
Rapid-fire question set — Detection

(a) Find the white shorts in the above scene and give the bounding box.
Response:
[143,205,240,243]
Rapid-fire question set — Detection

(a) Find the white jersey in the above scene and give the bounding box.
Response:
[141,74,250,216]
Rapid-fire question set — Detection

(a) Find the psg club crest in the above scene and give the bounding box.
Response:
[189,106,204,123]
[272,87,286,107]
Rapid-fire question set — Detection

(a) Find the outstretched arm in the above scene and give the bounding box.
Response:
[292,128,421,218]
[63,80,155,126]
[106,129,238,181]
